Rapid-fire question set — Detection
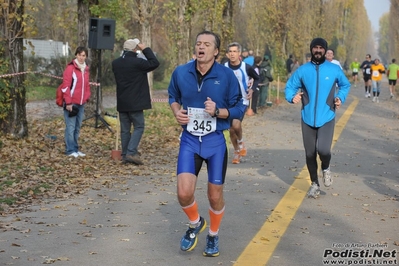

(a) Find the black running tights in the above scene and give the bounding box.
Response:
[301,119,335,185]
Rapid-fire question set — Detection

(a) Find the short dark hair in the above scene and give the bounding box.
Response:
[75,46,88,56]
[227,42,242,53]
[392,58,396,63]
[195,31,221,58]
[254,56,262,65]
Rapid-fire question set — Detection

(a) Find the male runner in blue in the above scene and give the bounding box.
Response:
[285,38,351,198]
[168,31,245,257]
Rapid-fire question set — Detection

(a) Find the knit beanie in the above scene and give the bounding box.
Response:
[309,38,328,52]
[310,38,328,64]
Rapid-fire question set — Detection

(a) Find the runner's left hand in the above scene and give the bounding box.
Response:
[204,97,216,116]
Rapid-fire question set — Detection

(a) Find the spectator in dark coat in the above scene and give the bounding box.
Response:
[258,55,273,108]
[286,54,293,77]
[112,38,160,165]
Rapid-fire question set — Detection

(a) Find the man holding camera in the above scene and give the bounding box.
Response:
[112,38,160,165]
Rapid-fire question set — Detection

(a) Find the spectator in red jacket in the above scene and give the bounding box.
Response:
[61,46,91,158]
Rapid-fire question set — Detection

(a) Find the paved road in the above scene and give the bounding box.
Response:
[2,84,398,266]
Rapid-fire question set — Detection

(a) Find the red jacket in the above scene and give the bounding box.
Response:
[61,59,91,105]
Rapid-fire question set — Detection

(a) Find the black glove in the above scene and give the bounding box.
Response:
[68,105,80,117]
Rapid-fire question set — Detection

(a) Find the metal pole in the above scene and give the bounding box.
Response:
[277,75,280,104]
[95,49,102,128]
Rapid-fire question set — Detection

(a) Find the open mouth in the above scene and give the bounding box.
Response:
[198,51,205,57]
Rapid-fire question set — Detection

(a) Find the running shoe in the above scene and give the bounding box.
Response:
[390,93,394,99]
[232,151,241,164]
[180,216,207,251]
[323,168,332,187]
[203,235,220,257]
[372,96,376,102]
[376,97,379,103]
[239,142,247,156]
[68,152,78,158]
[307,182,320,199]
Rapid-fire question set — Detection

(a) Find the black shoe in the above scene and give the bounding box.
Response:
[125,154,144,165]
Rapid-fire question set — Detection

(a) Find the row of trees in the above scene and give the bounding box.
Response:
[379,0,399,64]
[24,0,377,72]
[0,0,397,137]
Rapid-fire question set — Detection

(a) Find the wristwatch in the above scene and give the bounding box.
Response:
[213,108,220,118]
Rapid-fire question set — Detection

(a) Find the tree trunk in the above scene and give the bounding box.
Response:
[0,0,28,137]
[77,0,101,117]
[137,0,157,93]
[177,0,190,65]
[77,0,90,48]
[141,21,153,91]
[220,0,234,56]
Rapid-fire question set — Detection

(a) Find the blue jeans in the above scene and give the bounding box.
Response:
[119,111,145,157]
[372,80,381,95]
[64,104,85,155]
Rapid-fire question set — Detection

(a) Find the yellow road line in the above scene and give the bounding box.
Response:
[234,96,359,266]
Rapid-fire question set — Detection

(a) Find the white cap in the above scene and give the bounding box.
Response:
[123,38,140,51]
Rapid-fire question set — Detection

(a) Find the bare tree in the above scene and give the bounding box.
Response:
[136,0,158,90]
[0,0,28,137]
[77,0,101,117]
[388,0,399,60]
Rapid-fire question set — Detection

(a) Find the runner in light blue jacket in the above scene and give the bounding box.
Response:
[285,37,351,199]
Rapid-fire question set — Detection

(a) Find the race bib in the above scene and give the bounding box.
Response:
[365,68,371,75]
[372,70,379,77]
[352,68,358,73]
[187,107,216,136]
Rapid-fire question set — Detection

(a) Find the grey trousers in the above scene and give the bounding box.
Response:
[119,110,145,157]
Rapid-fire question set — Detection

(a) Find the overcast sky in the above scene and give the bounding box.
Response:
[364,0,390,31]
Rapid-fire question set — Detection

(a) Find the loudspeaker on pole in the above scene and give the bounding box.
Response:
[88,18,115,50]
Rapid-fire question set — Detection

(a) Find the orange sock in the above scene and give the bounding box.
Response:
[209,206,225,235]
[182,201,200,225]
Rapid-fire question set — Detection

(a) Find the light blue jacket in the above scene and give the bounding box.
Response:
[285,61,351,127]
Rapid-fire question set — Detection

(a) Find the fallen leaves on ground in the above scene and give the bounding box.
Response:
[0,116,181,215]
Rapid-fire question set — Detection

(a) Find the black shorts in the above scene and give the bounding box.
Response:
[363,75,371,82]
[352,72,358,76]
[389,79,397,86]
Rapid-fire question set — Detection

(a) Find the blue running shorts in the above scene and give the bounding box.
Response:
[177,130,228,185]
